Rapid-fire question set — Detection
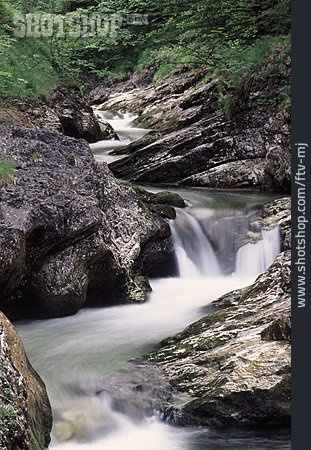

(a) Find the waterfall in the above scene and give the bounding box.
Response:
[171,208,280,280]
[89,110,152,163]
[171,209,223,278]
[234,227,281,277]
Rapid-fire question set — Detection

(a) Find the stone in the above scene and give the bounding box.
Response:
[0,126,173,319]
[261,317,291,342]
[48,86,105,143]
[130,184,185,207]
[146,251,291,427]
[0,312,52,449]
[0,86,110,143]
[98,68,290,192]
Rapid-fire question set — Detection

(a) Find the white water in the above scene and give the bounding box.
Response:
[17,114,286,449]
[89,110,152,163]
[17,189,283,450]
[171,209,223,278]
[235,227,281,277]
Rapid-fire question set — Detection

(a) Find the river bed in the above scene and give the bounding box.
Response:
[16,111,290,450]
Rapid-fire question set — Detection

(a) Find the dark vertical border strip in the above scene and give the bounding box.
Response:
[292,1,311,449]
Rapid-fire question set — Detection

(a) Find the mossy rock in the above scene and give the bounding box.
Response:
[148,204,176,220]
[130,184,185,208]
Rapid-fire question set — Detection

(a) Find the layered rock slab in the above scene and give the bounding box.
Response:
[96,65,290,192]
[147,251,291,426]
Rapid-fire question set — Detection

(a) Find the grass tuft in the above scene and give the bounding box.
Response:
[0,158,15,186]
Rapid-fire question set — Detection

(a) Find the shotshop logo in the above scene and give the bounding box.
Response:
[12,12,149,39]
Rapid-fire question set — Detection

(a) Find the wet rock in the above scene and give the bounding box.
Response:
[79,363,186,427]
[148,204,176,220]
[141,235,176,278]
[140,216,177,278]
[146,251,291,427]
[259,197,291,251]
[265,144,291,192]
[182,158,270,190]
[122,184,184,277]
[93,112,119,140]
[0,312,52,449]
[0,126,172,319]
[101,68,290,192]
[130,184,185,208]
[87,68,156,105]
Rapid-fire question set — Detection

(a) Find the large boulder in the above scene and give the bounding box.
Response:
[0,126,173,319]
[0,312,52,449]
[147,250,291,427]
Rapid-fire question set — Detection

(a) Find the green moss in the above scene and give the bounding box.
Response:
[279,85,291,110]
[217,35,290,117]
[0,406,17,428]
[0,158,15,185]
[130,184,185,208]
[32,438,46,450]
[154,64,177,81]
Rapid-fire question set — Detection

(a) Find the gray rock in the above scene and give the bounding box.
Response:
[261,317,291,342]
[0,86,109,143]
[0,126,172,318]
[0,312,52,449]
[259,197,291,250]
[265,144,291,191]
[48,86,105,143]
[182,158,270,190]
[100,70,290,192]
[130,185,185,208]
[146,251,291,427]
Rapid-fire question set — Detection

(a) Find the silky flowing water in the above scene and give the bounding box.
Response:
[16,112,290,449]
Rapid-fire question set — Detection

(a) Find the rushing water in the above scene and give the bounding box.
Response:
[89,110,151,163]
[16,112,290,450]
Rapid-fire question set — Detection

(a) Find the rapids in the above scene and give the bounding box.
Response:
[16,111,289,450]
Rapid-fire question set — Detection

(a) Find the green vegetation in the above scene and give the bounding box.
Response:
[0,406,17,428]
[0,1,60,96]
[0,158,15,185]
[0,0,290,103]
[217,34,290,116]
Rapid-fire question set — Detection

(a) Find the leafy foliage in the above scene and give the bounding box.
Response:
[0,0,290,98]
[0,1,60,96]
[216,34,290,117]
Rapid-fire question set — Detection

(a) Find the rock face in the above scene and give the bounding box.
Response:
[240,196,291,250]
[0,86,108,143]
[0,312,52,449]
[48,86,105,143]
[93,56,290,192]
[0,125,173,319]
[147,250,291,427]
